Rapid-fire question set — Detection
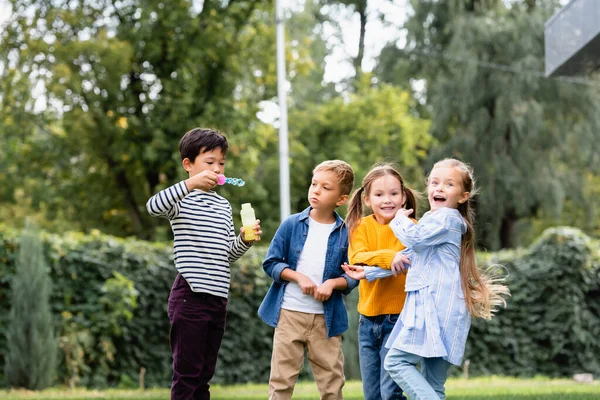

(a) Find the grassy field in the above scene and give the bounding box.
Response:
[1,377,599,399]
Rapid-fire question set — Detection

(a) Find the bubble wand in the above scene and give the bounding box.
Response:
[217,174,245,187]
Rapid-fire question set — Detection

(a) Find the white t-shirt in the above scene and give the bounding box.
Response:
[281,217,335,314]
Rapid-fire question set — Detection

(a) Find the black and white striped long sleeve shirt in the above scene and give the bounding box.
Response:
[146,181,251,298]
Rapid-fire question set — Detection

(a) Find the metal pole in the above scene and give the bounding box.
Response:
[276,0,290,222]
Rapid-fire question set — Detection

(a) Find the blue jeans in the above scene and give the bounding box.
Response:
[384,347,451,400]
[358,314,407,400]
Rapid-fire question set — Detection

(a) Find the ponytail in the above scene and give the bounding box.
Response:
[403,186,418,220]
[345,186,365,235]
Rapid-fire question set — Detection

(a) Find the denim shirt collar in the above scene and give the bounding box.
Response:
[298,207,344,230]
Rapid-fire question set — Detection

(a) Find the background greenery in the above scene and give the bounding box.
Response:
[1,0,599,392]
[0,225,598,388]
[0,0,598,250]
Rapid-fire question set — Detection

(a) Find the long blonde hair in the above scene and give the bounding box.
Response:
[431,158,509,319]
[346,163,418,235]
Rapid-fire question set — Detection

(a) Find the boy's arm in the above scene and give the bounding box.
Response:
[314,276,349,302]
[229,217,263,262]
[227,226,252,263]
[262,219,293,284]
[280,268,317,296]
[390,209,461,251]
[146,181,189,219]
[349,223,396,269]
[340,239,359,294]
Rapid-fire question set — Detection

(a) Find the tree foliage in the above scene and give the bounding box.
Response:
[376,0,600,249]
[287,82,432,213]
[0,0,277,239]
[1,0,598,248]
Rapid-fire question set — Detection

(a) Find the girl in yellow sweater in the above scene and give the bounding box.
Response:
[345,163,418,400]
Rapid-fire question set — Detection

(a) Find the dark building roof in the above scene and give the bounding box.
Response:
[545,0,600,77]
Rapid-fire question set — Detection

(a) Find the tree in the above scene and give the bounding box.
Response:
[4,221,57,390]
[0,0,277,239]
[288,82,432,213]
[376,0,600,249]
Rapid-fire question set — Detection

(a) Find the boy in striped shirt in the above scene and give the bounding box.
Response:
[147,127,262,400]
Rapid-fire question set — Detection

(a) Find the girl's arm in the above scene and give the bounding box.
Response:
[364,249,412,281]
[349,223,396,269]
[390,208,464,252]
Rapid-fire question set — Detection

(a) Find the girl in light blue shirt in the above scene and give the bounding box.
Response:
[343,158,509,399]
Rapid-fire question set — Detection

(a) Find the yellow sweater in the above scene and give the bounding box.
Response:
[349,215,408,316]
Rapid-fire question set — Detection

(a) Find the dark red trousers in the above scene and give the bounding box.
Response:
[168,274,227,400]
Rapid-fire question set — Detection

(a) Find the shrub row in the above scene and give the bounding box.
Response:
[467,227,600,377]
[0,225,598,387]
[0,226,274,388]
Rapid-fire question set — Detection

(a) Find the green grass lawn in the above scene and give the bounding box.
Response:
[1,377,599,399]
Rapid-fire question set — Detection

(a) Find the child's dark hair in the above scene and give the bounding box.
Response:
[179,128,228,162]
[345,162,418,235]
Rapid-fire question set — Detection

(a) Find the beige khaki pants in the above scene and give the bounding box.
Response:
[269,309,345,400]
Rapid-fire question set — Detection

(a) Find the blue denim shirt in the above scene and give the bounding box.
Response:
[258,207,359,338]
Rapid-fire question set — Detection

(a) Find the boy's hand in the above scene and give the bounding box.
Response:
[395,208,413,218]
[341,263,366,280]
[241,219,262,244]
[314,280,334,302]
[185,170,220,191]
[391,251,410,276]
[296,273,317,296]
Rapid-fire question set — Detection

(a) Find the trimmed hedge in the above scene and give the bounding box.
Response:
[0,226,274,388]
[0,225,598,388]
[466,227,600,377]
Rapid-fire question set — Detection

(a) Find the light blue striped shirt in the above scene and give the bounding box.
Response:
[146,181,251,298]
[365,207,470,366]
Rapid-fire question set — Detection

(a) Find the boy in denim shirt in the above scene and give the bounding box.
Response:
[258,160,359,400]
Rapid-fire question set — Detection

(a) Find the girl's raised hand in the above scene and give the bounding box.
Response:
[395,208,413,218]
[391,251,410,276]
[341,263,366,280]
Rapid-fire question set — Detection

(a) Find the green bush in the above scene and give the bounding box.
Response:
[4,222,57,389]
[466,227,600,377]
[0,225,599,388]
[0,226,274,388]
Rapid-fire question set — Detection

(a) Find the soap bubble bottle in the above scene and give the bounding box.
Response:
[240,203,256,241]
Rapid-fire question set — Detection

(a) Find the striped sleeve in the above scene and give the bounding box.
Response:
[226,203,252,262]
[146,181,189,219]
[228,234,252,263]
